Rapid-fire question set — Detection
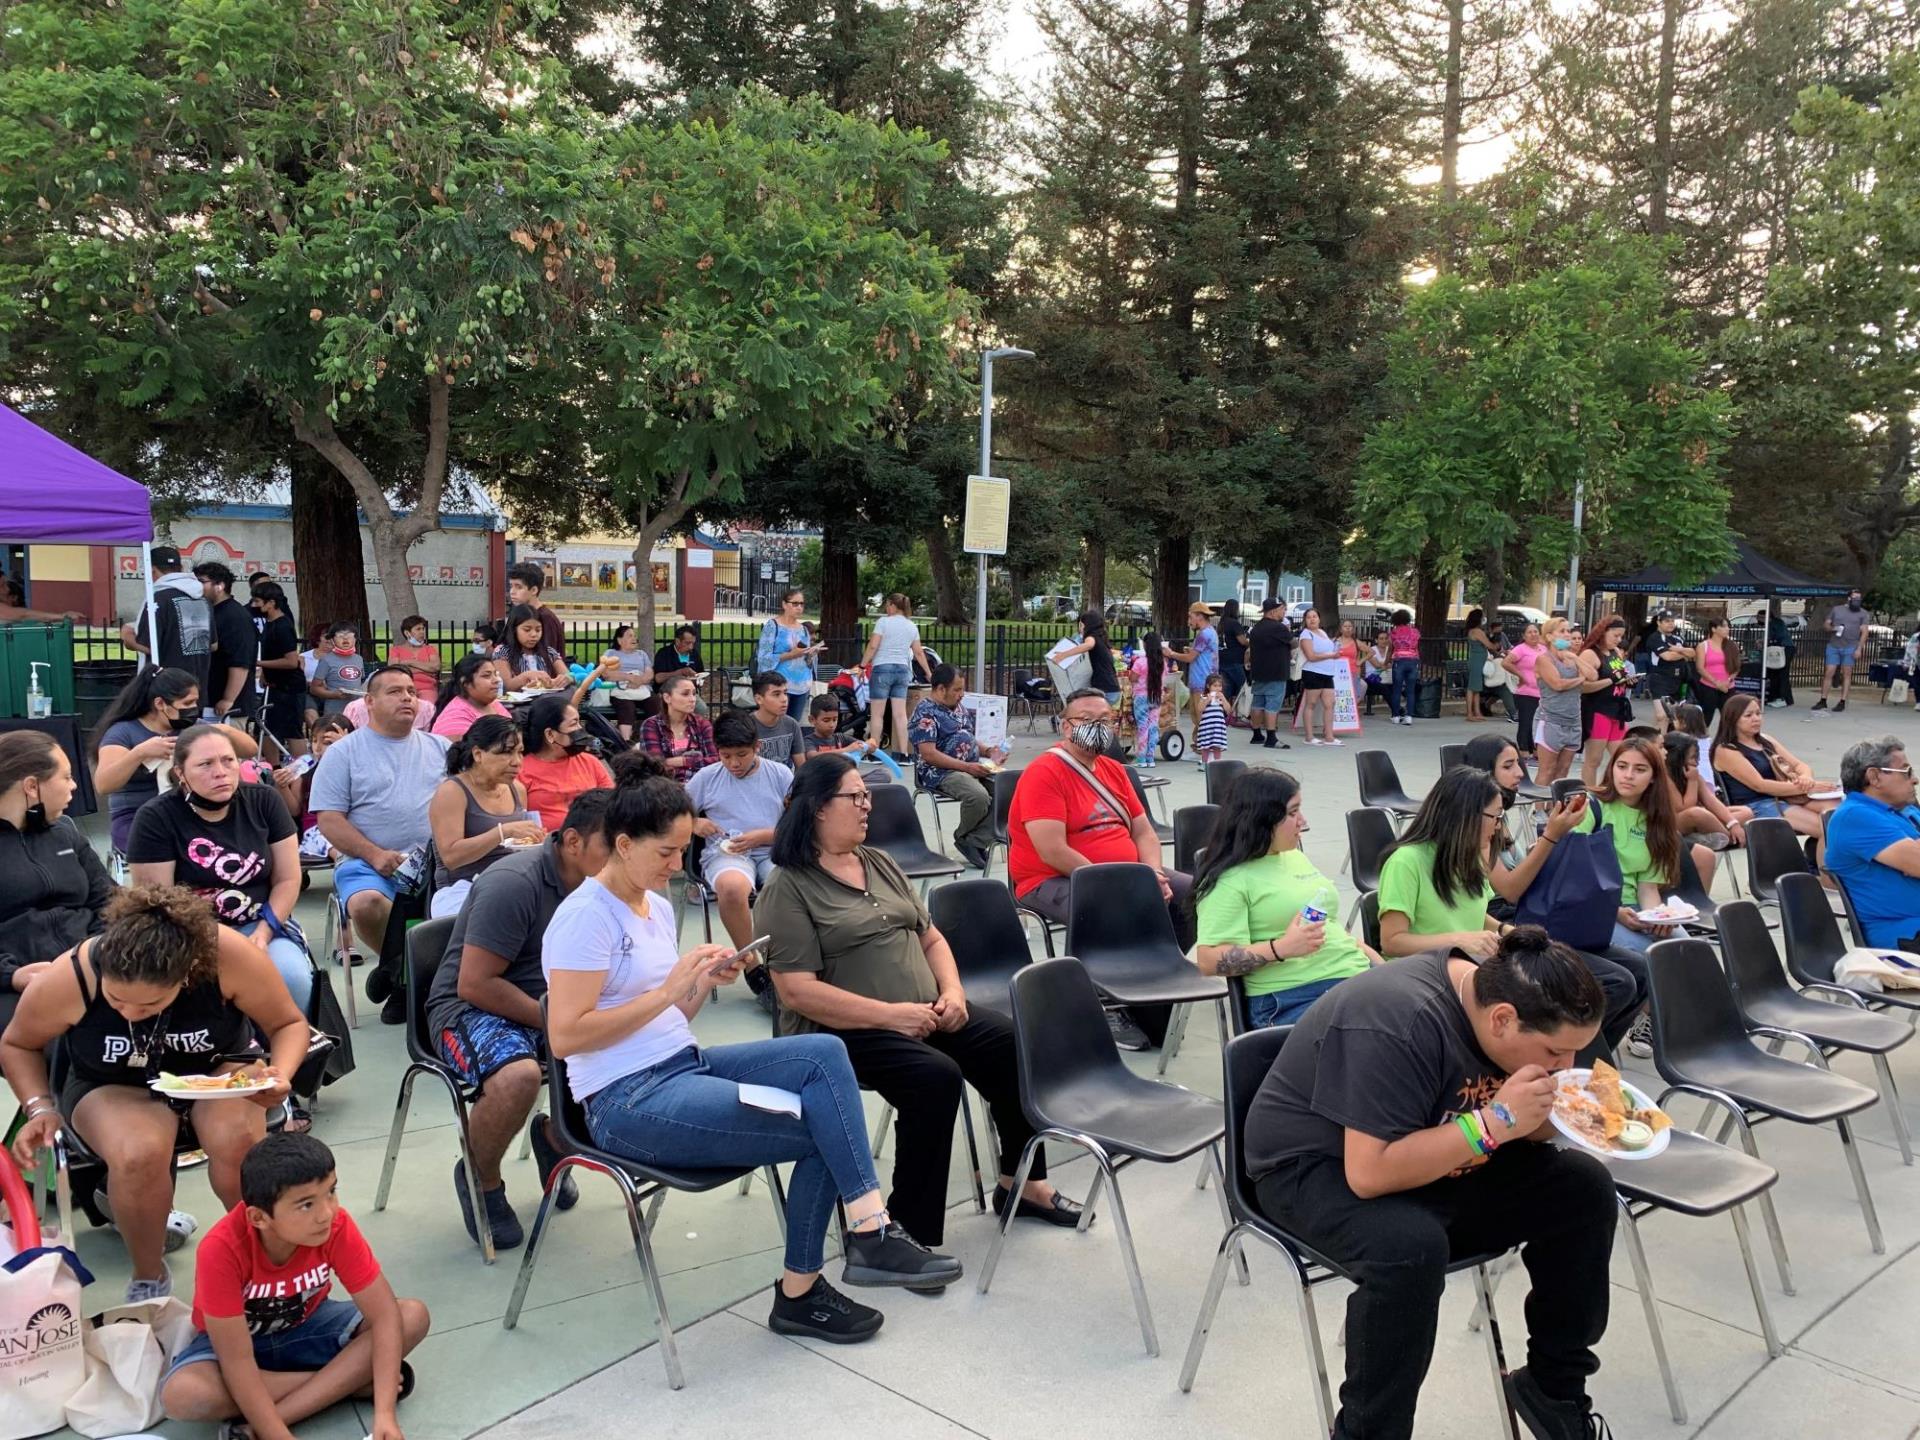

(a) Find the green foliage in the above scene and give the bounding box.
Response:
[1355,186,1733,587]
[859,543,936,613]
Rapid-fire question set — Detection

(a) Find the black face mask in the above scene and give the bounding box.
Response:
[564,732,594,756]
[1498,785,1518,812]
[22,800,49,833]
[168,710,197,733]
[182,786,229,814]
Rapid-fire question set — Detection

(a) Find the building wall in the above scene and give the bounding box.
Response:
[109,506,501,626]
[1187,560,1311,608]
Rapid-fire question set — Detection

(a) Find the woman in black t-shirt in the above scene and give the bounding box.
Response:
[127,726,307,1014]
[2,886,308,1303]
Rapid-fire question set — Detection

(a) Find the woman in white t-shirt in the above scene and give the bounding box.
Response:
[541,776,960,1345]
[1295,608,1345,747]
[858,593,929,757]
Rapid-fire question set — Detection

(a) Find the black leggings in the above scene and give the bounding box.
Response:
[1513,693,1538,754]
[1255,1145,1615,1440]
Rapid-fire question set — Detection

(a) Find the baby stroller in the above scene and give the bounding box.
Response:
[824,668,870,740]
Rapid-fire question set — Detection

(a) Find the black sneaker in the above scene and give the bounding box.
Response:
[1812,698,1828,712]
[365,965,392,1004]
[527,1114,580,1211]
[454,1160,525,1250]
[1105,1008,1150,1051]
[768,1275,884,1344]
[1833,699,1847,713]
[381,990,407,1026]
[956,839,991,871]
[841,1222,963,1290]
[1504,1366,1613,1439]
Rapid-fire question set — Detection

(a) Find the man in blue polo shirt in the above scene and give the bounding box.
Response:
[1826,736,1920,951]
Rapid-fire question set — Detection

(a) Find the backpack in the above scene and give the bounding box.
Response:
[1514,820,1624,952]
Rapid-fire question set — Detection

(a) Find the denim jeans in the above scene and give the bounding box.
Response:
[1246,976,1351,1028]
[584,1034,878,1273]
[223,924,313,1013]
[1609,921,1656,955]
[1390,658,1420,718]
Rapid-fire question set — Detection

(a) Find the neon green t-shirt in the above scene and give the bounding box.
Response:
[1194,850,1370,995]
[1376,841,1493,940]
[1576,797,1670,905]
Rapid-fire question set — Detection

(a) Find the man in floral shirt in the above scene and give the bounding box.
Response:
[908,664,1007,870]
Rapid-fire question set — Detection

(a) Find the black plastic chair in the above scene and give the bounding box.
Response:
[1438,742,1467,772]
[1547,1038,1785,1423]
[1223,974,1253,1035]
[979,958,1229,1357]
[503,1002,788,1389]
[1203,758,1249,807]
[929,878,1035,1013]
[1744,815,1811,906]
[1356,891,1381,951]
[1671,844,1726,934]
[1067,862,1229,1076]
[1718,898,1913,1165]
[370,917,514,1265]
[1345,808,1397,927]
[1828,868,1920,955]
[980,767,1024,876]
[1513,754,1554,805]
[864,780,963,894]
[1177,1026,1519,1439]
[1126,767,1174,847]
[1646,936,1885,1264]
[1172,804,1219,877]
[1779,870,1920,1020]
[1355,750,1421,820]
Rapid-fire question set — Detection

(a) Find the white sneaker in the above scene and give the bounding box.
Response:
[1325,738,1344,746]
[125,1262,173,1305]
[1307,738,1324,746]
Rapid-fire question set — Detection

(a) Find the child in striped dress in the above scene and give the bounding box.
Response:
[1196,673,1229,764]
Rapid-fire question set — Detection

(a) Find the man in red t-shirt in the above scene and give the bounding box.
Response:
[1008,688,1196,1046]
[162,1134,430,1440]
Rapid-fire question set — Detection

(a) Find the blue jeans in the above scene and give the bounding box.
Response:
[584,1035,879,1274]
[165,1298,362,1382]
[223,925,313,1013]
[1609,921,1655,954]
[1247,975,1351,1028]
[1390,658,1420,717]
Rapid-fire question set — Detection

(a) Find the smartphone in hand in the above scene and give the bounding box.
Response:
[709,935,772,975]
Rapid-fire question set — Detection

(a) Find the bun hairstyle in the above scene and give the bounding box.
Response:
[437,651,497,710]
[521,692,573,754]
[602,774,693,845]
[609,748,668,788]
[95,884,220,989]
[1471,924,1606,1032]
[447,714,521,775]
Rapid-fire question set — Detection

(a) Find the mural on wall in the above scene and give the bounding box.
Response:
[520,548,674,605]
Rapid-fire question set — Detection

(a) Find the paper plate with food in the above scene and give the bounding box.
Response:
[1551,1060,1672,1159]
[1808,788,1842,802]
[150,1069,278,1099]
[501,836,542,848]
[1634,899,1699,926]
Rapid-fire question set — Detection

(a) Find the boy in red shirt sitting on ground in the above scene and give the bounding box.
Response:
[161,1133,430,1440]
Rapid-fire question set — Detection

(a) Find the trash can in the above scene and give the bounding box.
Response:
[74,659,137,733]
[1414,677,1443,719]
[0,621,75,718]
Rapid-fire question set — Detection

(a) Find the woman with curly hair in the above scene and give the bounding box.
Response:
[3,886,309,1302]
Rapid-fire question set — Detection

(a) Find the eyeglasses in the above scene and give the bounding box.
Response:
[829,790,873,807]
[1481,808,1507,822]
[1877,765,1914,778]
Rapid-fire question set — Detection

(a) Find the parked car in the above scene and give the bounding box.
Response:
[1105,599,1153,626]
[1023,593,1081,619]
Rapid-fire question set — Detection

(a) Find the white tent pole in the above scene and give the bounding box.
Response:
[1759,596,1770,706]
[141,541,158,672]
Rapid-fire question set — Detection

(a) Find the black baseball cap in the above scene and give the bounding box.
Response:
[1260,596,1284,612]
[151,545,182,570]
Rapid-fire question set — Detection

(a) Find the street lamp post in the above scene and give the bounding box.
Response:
[975,346,1033,692]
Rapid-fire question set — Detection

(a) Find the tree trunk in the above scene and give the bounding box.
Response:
[287,447,369,641]
[1312,561,1341,631]
[924,522,966,623]
[1438,0,1465,270]
[1081,538,1106,619]
[631,529,664,643]
[1415,560,1449,638]
[1480,543,1507,614]
[1155,532,1192,632]
[1649,0,1679,237]
[819,522,862,667]
[363,513,423,633]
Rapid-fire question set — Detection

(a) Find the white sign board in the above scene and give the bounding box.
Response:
[958,691,1009,751]
[1291,665,1365,737]
[963,475,1010,556]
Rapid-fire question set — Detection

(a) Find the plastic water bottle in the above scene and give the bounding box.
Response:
[1301,882,1338,925]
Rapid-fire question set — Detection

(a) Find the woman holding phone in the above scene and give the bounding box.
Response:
[757,588,823,719]
[542,776,961,1344]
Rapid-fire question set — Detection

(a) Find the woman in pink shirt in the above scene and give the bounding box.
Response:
[430,652,512,740]
[1501,622,1545,758]
[1386,611,1421,725]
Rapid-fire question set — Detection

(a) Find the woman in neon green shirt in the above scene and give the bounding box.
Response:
[1375,768,1507,959]
[1573,734,1685,954]
[1192,769,1381,1027]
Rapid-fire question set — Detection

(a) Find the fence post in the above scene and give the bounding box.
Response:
[992,626,1007,694]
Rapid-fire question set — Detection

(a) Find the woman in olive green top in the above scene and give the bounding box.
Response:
[756,755,1081,1248]
[1572,734,1685,955]
[1193,769,1381,1027]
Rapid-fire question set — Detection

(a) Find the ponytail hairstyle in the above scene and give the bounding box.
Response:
[1662,731,1696,793]
[0,729,61,797]
[168,723,240,792]
[446,714,521,775]
[437,651,497,711]
[1141,632,1164,703]
[1671,701,1708,739]
[520,692,573,756]
[93,884,220,989]
[1470,924,1606,1032]
[92,666,198,755]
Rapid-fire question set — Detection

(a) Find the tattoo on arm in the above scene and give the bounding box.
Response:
[1215,945,1270,978]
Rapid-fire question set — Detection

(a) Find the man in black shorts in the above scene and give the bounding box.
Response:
[421,791,611,1252]
[250,583,306,755]
[1244,927,1615,1440]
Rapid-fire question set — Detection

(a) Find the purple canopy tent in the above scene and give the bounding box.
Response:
[1,402,158,644]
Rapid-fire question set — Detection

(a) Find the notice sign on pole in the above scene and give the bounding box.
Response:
[963,475,1010,556]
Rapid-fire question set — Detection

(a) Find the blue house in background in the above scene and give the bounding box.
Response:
[1187,556,1310,610]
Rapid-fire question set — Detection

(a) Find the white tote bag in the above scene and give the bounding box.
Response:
[0,1246,91,1440]
[64,1296,197,1437]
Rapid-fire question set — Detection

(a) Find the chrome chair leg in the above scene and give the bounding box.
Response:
[871,1102,894,1159]
[1667,1084,1794,1294]
[1296,1274,1337,1436]
[1093,1147,1159,1356]
[503,1155,577,1329]
[1835,1115,1886,1254]
[1617,1202,1686,1424]
[764,1165,788,1243]
[1205,1144,1249,1287]
[978,1133,1047,1294]
[450,1089,496,1266]
[1466,1250,1516,1332]
[1870,1052,1914,1166]
[373,1065,421,1213]
[619,1179,686,1390]
[1078,1165,1104,1233]
[1177,1224,1245,1392]
[959,1092,987,1214]
[1158,1003,1191,1076]
[1470,1263,1522,1440]
[518,1118,534,1163]
[737,1173,753,1197]
[1729,1203,1783,1359]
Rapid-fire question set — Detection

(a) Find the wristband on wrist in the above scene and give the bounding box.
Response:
[1475,1108,1501,1152]
[1453,1111,1490,1158]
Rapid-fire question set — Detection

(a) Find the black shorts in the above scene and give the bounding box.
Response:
[264,688,306,742]
[1299,671,1334,691]
[60,1063,228,1149]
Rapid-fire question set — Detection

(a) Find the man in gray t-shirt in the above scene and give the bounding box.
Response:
[750,671,807,765]
[688,710,793,949]
[1818,586,1869,713]
[311,666,449,953]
